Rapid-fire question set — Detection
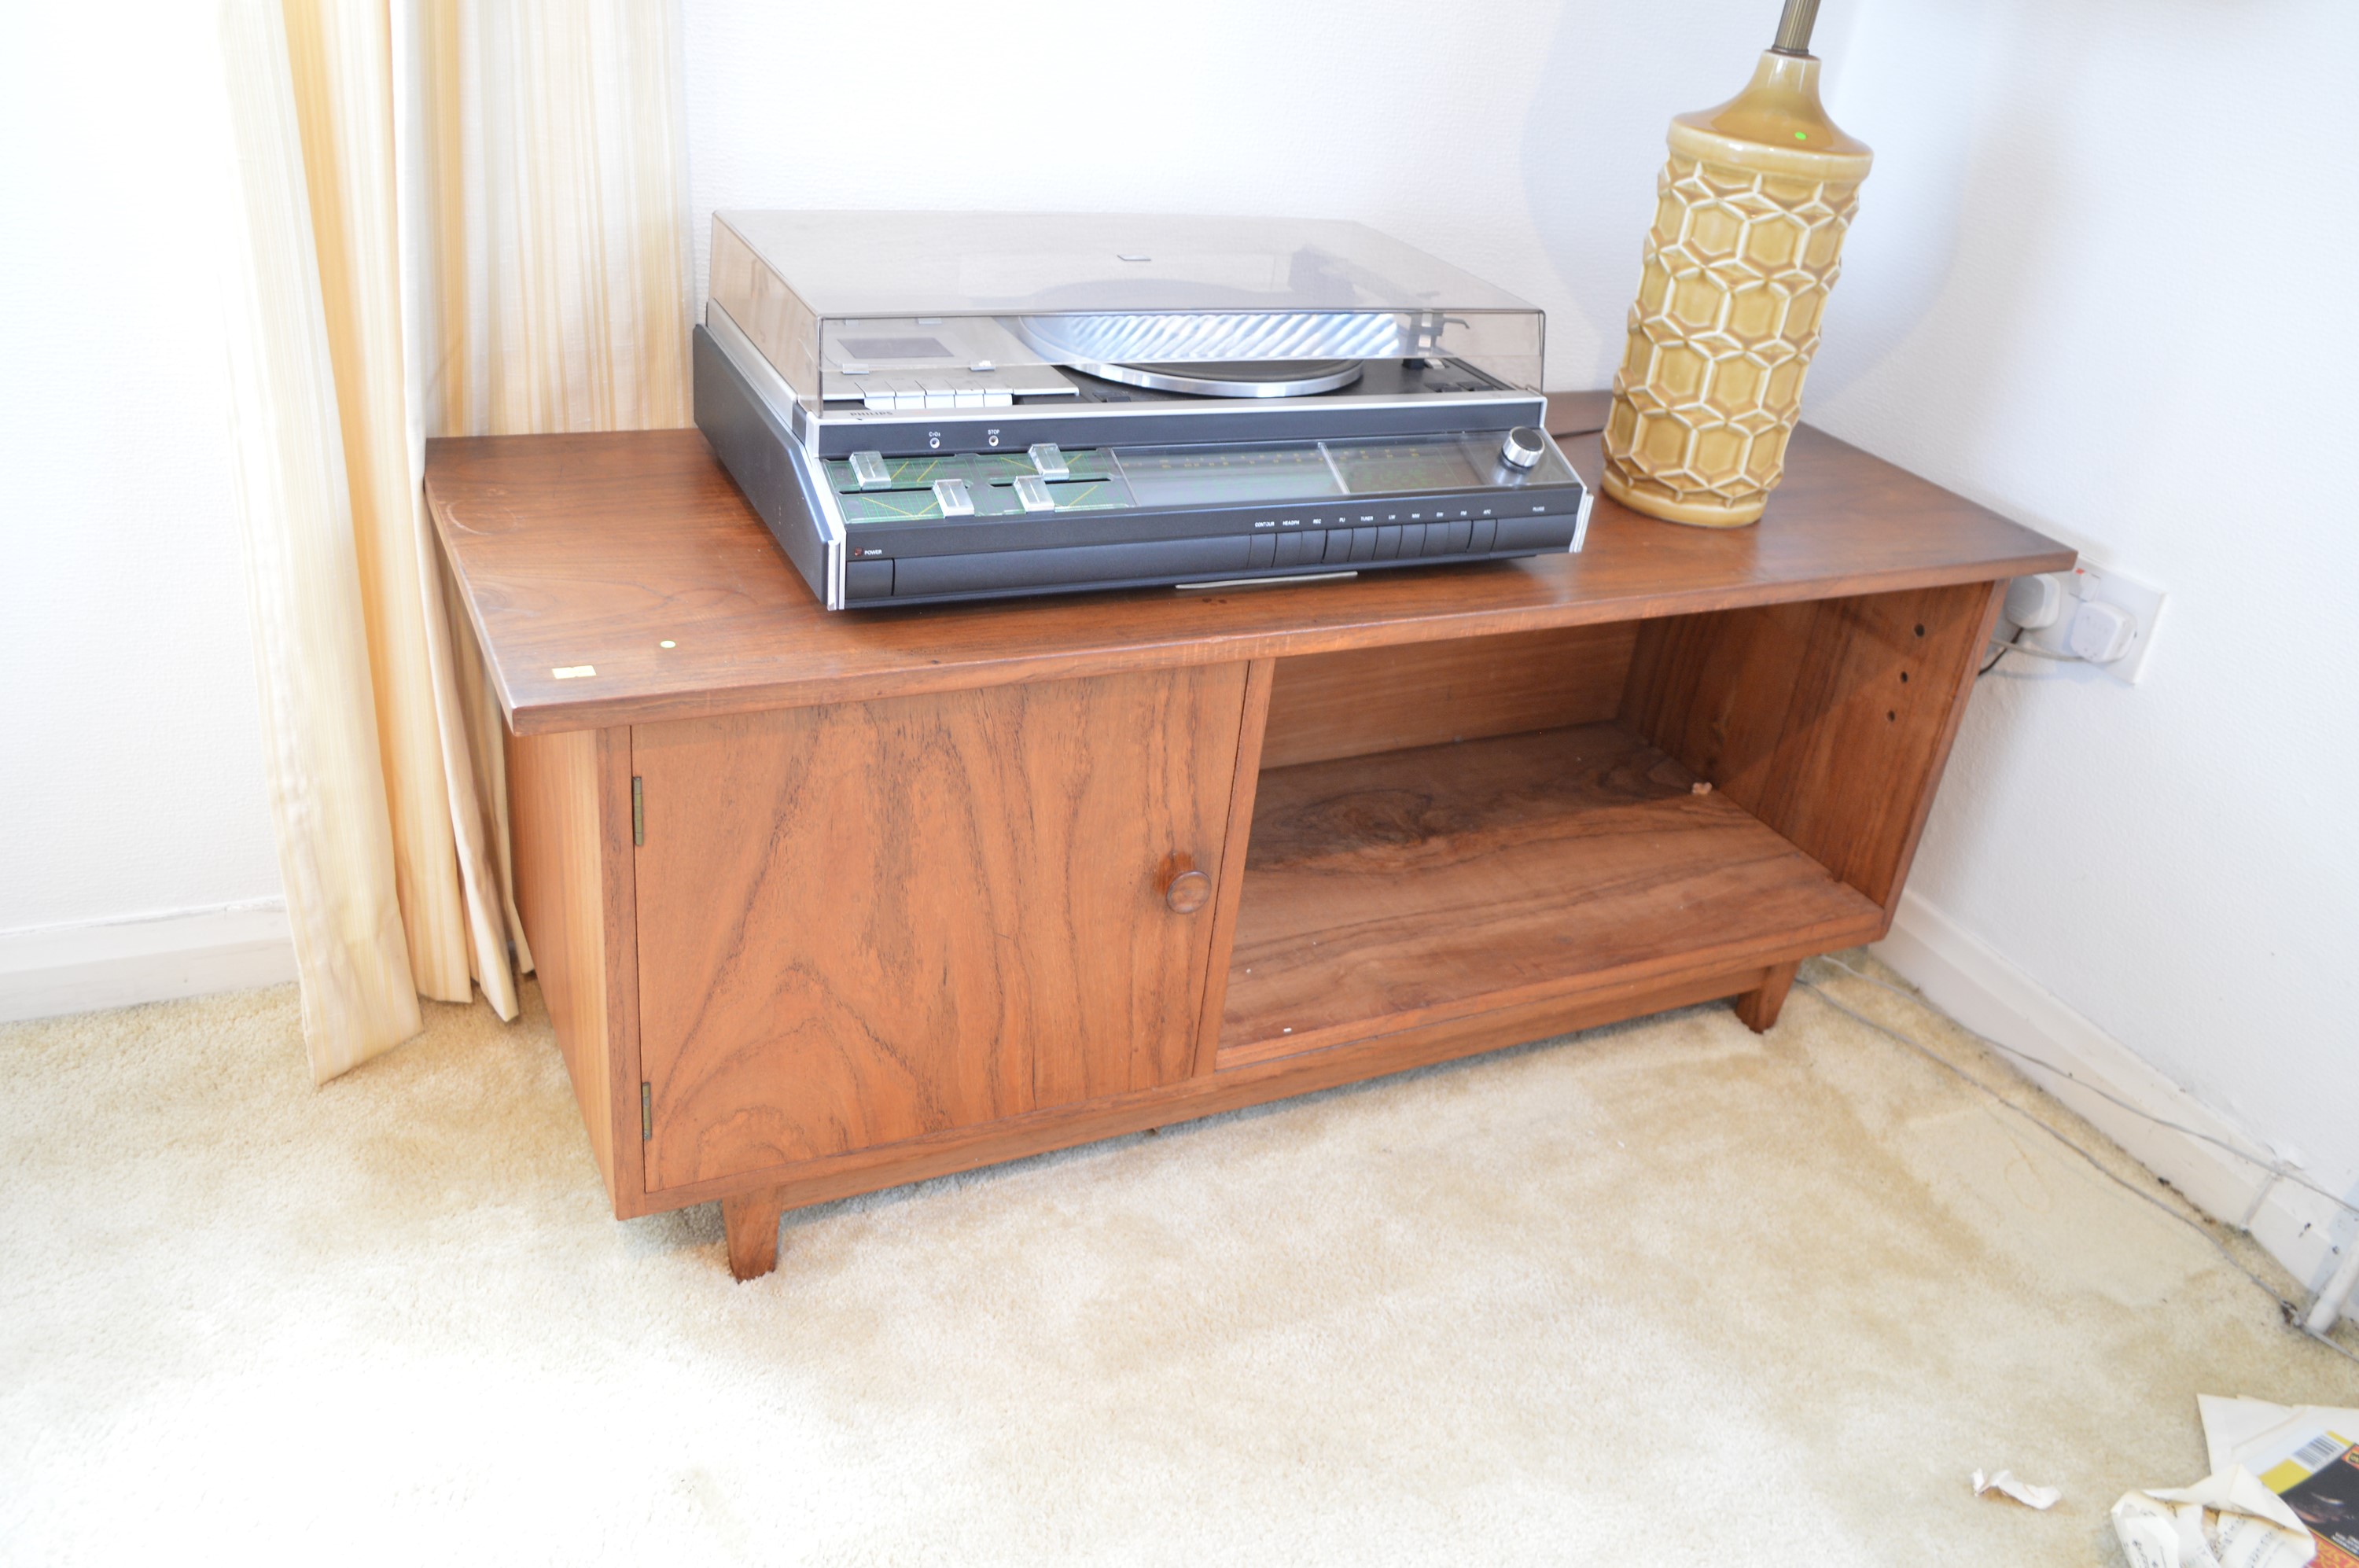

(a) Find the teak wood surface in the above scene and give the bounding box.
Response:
[505,723,642,1200]
[631,665,1249,1193]
[1621,579,2004,911]
[426,395,2071,737]
[445,390,2073,1270]
[1220,723,1883,1064]
[1257,622,1637,770]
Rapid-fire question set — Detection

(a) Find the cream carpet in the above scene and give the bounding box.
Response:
[3,953,2352,1565]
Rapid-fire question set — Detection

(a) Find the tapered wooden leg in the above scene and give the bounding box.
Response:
[1733,962,1800,1034]
[722,1187,785,1280]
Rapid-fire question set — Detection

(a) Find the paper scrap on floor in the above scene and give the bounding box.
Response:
[2112,1467,2316,1568]
[1972,1468,2059,1508]
[2108,1394,2359,1568]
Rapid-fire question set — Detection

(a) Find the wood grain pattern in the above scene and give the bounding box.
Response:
[424,424,2072,735]
[1621,579,2004,910]
[1258,623,1639,770]
[722,1187,784,1281]
[1188,657,1275,1077]
[506,724,639,1207]
[642,959,1772,1220]
[1733,961,1799,1033]
[631,664,1249,1192]
[1219,723,1884,1061]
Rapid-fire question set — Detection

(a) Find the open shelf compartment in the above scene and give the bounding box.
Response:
[1218,721,1882,1065]
[1216,580,2002,1068]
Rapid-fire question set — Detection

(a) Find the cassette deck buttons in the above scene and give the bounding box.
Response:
[933,477,975,517]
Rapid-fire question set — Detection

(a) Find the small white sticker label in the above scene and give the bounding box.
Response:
[552,665,596,679]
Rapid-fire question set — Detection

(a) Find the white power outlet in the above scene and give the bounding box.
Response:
[2017,560,2166,684]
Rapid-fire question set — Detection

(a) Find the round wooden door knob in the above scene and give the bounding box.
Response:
[1164,869,1212,914]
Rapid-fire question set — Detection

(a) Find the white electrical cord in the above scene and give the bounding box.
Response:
[1985,638,2081,662]
[1815,954,2358,1218]
[1794,958,2359,1365]
[2309,1244,2359,1338]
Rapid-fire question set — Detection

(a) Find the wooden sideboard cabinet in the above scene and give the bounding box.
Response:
[431,393,2072,1279]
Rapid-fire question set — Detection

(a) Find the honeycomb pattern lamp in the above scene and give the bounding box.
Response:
[1602,0,1872,527]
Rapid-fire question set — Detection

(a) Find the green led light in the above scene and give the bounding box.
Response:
[1794,131,1808,141]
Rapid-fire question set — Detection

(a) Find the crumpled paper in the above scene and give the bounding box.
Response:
[1973,1468,2061,1509]
[2110,1465,2316,1568]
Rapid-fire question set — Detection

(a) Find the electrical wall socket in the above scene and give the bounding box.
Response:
[2018,560,2166,684]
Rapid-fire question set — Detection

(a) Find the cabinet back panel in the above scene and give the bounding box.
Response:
[1260,623,1638,771]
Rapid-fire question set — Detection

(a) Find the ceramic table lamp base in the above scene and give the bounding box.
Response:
[1603,13,1872,528]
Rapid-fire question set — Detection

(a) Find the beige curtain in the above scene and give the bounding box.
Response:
[214,0,689,1082]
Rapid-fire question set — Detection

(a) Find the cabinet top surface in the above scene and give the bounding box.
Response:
[428,392,2073,734]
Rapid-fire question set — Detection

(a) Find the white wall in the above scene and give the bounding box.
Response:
[7,2,2350,1242]
[1810,2,2359,1220]
[0,6,287,1006]
[681,0,1795,392]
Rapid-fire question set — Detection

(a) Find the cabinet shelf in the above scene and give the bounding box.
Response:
[1219,722,1886,1066]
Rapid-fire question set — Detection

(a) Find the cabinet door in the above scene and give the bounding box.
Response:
[632,664,1250,1193]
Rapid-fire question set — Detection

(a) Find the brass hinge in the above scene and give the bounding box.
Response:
[641,1081,652,1140]
[631,775,644,846]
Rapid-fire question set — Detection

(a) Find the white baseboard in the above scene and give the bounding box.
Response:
[1874,889,2354,1299]
[0,902,298,1024]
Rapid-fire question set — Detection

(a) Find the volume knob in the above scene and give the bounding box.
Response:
[1500,426,1546,470]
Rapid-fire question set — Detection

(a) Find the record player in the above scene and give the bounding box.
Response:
[694,212,1592,609]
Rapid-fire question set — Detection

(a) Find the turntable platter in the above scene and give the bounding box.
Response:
[1012,310,1390,397]
[1080,358,1364,398]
